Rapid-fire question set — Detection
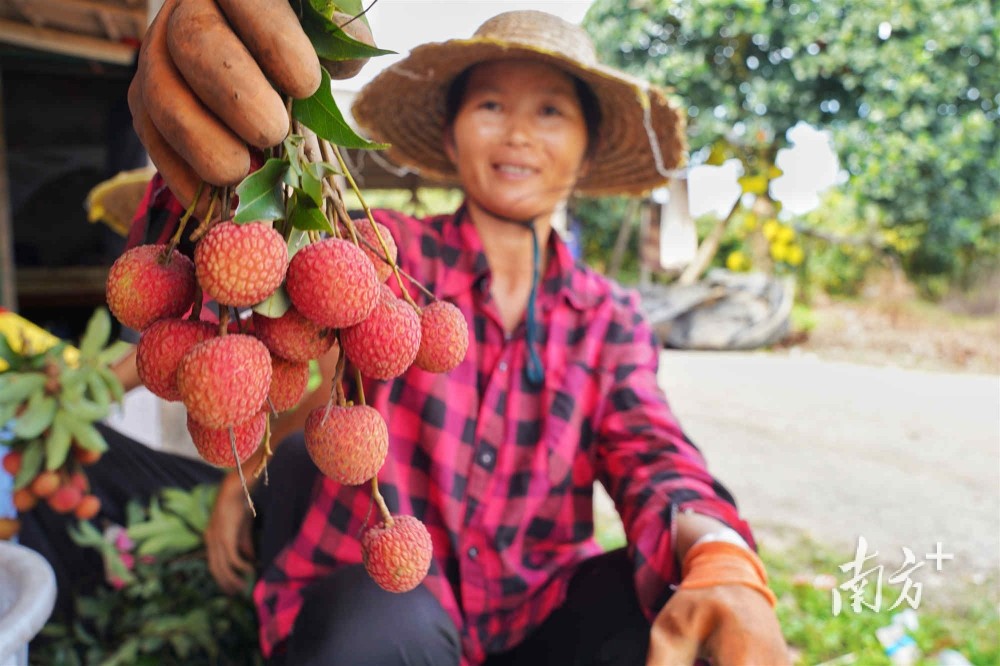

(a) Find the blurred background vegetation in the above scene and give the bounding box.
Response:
[579,0,998,302]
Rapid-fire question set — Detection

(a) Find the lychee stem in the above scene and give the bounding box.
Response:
[188,189,220,243]
[229,427,256,517]
[253,418,272,483]
[218,308,231,337]
[328,143,419,310]
[371,477,393,527]
[354,368,366,406]
[188,285,204,321]
[166,181,205,257]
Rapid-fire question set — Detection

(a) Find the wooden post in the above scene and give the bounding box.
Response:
[0,69,17,311]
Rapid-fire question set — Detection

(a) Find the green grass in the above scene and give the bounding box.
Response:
[592,517,998,665]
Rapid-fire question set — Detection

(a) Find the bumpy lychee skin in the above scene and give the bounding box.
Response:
[106,244,195,331]
[286,238,379,328]
[342,287,420,380]
[195,221,288,307]
[414,301,469,373]
[304,404,387,486]
[187,411,266,467]
[268,357,309,413]
[339,218,398,282]
[362,515,433,593]
[136,319,217,401]
[48,485,83,514]
[177,334,271,429]
[253,307,335,362]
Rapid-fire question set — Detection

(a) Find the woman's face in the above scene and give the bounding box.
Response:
[444,59,590,223]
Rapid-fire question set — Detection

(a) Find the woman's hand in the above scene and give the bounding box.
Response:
[647,584,789,665]
[205,471,256,594]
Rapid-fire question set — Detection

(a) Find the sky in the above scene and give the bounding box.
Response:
[347,0,841,219]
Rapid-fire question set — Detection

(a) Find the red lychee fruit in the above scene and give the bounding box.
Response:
[338,218,398,283]
[177,334,271,429]
[2,450,21,475]
[195,221,288,307]
[253,306,335,362]
[106,244,195,331]
[187,411,266,467]
[136,318,217,401]
[48,485,83,513]
[74,495,102,520]
[267,357,310,413]
[341,286,420,380]
[68,471,88,492]
[362,514,433,593]
[414,301,469,373]
[304,404,387,486]
[12,488,37,512]
[30,471,60,498]
[286,238,378,329]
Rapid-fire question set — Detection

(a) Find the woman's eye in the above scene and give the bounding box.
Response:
[541,105,564,117]
[479,100,501,111]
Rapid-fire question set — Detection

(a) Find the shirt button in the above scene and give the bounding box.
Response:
[480,451,493,465]
[468,546,479,559]
[498,361,508,372]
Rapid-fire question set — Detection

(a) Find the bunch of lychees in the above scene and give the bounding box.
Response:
[106,151,468,592]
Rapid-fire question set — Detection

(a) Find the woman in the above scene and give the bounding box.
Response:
[133,8,788,666]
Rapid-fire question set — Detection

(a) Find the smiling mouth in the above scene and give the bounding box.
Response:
[494,163,538,177]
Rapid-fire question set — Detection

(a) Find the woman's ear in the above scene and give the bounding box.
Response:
[577,156,592,179]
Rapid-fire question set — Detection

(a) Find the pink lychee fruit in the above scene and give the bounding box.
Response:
[338,218,398,283]
[304,404,387,486]
[187,411,266,467]
[341,286,420,380]
[194,221,288,307]
[136,318,217,401]
[267,357,309,413]
[106,244,195,330]
[414,301,469,373]
[177,334,271,429]
[362,515,433,593]
[285,238,378,328]
[252,306,335,362]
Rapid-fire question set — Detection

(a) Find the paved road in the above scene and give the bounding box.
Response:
[656,350,1000,577]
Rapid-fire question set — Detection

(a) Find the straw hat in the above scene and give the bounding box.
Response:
[351,10,687,197]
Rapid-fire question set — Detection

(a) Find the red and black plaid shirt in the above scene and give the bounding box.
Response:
[251,205,754,663]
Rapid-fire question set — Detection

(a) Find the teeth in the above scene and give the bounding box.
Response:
[497,164,533,175]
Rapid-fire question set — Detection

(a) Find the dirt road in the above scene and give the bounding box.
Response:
[656,350,1000,577]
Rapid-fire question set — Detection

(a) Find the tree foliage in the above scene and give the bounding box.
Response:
[583,0,999,284]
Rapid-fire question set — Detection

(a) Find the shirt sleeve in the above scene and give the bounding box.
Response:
[593,290,755,618]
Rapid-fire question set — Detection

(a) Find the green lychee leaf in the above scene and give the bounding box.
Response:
[79,308,111,361]
[303,1,392,60]
[13,441,43,490]
[234,158,289,224]
[13,392,57,439]
[252,285,292,319]
[0,332,17,367]
[300,166,324,207]
[292,68,388,150]
[289,193,335,233]
[287,228,311,259]
[44,411,72,471]
[96,365,125,405]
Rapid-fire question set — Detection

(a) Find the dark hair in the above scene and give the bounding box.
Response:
[443,65,602,157]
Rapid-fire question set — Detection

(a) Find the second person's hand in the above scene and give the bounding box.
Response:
[205,470,256,595]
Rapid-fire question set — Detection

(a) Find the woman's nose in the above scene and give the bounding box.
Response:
[503,113,532,146]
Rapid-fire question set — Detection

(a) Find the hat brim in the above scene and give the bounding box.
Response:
[351,37,687,197]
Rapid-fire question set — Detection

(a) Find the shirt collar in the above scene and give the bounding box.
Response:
[438,203,598,311]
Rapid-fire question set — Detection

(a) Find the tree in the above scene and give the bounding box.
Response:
[583,0,999,286]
